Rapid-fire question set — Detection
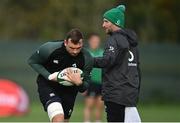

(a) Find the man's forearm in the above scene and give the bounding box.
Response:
[28,63,51,80]
[93,57,109,68]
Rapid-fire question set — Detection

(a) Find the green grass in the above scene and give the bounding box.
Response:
[0,102,180,122]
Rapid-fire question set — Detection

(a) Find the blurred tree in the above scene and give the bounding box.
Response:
[0,0,179,43]
[126,0,179,43]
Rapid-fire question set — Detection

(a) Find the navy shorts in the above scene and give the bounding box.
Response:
[86,82,102,97]
[37,76,78,119]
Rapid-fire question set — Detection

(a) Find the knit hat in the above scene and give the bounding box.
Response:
[103,5,125,28]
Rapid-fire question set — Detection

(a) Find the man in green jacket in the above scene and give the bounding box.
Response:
[93,5,141,122]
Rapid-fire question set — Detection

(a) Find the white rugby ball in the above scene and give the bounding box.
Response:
[57,67,83,86]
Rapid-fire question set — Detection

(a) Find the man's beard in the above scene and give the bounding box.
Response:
[106,28,112,35]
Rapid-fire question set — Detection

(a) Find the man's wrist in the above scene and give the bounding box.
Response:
[74,80,83,86]
[48,74,53,80]
[48,72,58,81]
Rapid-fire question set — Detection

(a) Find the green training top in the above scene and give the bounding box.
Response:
[88,48,103,84]
[28,41,93,92]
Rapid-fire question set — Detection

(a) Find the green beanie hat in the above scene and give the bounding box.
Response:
[103,5,125,28]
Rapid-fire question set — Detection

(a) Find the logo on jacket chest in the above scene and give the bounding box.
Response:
[128,51,134,62]
[128,50,137,67]
[109,46,114,52]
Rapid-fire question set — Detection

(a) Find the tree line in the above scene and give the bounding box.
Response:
[0,0,179,43]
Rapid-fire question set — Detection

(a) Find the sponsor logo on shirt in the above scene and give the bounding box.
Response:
[128,51,134,62]
[128,50,137,66]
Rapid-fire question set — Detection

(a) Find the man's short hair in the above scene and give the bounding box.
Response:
[66,28,83,44]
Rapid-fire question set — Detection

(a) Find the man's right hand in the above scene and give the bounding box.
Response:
[48,72,59,81]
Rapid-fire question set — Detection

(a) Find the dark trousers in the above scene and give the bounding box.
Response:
[105,101,125,122]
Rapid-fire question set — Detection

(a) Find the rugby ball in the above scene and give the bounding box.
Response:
[57,67,83,86]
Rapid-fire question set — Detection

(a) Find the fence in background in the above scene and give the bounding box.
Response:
[0,41,180,103]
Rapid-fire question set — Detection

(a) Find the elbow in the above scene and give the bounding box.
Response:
[27,58,34,67]
[27,58,32,65]
[93,58,105,68]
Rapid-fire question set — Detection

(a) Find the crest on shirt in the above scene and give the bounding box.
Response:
[72,63,77,68]
[49,93,55,97]
[53,60,59,64]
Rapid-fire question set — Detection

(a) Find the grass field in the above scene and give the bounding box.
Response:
[0,102,180,122]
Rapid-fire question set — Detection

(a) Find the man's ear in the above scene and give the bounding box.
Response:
[64,40,67,46]
[79,39,83,44]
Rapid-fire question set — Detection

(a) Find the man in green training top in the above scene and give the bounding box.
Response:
[28,28,93,122]
[83,33,104,122]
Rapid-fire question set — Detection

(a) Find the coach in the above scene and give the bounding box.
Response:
[93,5,141,122]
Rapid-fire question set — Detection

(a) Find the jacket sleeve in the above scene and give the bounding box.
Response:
[94,36,128,68]
[136,48,141,89]
[27,43,51,80]
[77,50,93,92]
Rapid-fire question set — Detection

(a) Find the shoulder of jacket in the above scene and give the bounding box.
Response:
[111,33,129,48]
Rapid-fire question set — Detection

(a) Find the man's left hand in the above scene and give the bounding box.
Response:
[66,68,83,86]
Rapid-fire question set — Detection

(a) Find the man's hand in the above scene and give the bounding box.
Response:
[48,72,59,81]
[81,90,87,96]
[66,68,83,86]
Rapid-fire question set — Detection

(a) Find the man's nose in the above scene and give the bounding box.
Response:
[103,21,108,27]
[102,22,105,28]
